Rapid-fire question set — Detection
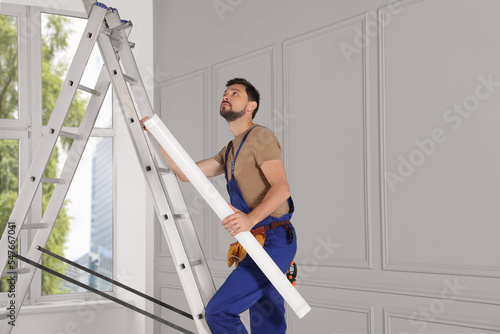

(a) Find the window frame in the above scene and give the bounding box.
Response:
[0,4,29,128]
[0,4,33,306]
[0,4,116,305]
[0,130,30,302]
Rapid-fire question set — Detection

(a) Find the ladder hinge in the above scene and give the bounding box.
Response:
[111,21,133,33]
[100,26,112,37]
[101,21,132,39]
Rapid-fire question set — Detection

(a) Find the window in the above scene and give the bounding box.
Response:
[43,136,114,295]
[0,5,26,295]
[0,5,115,302]
[0,139,19,235]
[41,14,112,129]
[0,4,28,128]
[0,15,19,120]
[40,12,114,296]
[0,138,19,292]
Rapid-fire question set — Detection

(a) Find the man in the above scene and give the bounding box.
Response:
[150,78,296,333]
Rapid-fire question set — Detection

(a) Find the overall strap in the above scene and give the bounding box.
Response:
[232,125,260,173]
[223,141,233,181]
[224,125,261,180]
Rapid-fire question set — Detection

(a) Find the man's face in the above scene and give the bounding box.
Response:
[220,84,249,122]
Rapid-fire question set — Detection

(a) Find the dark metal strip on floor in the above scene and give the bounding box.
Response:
[11,253,195,334]
[36,246,193,319]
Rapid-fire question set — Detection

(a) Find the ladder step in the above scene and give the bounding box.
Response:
[158,167,171,174]
[123,74,138,85]
[189,259,202,267]
[21,223,49,230]
[78,84,101,97]
[41,177,66,185]
[60,129,83,140]
[2,267,30,277]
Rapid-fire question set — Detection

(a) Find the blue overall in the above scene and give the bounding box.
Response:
[205,125,297,334]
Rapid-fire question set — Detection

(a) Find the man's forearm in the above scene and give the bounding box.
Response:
[247,184,291,227]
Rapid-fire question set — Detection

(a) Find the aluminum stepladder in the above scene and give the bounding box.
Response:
[0,2,215,333]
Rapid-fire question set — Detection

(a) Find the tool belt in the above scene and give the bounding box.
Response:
[227,221,293,268]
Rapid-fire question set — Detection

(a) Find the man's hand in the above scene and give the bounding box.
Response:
[222,204,256,236]
[141,116,150,132]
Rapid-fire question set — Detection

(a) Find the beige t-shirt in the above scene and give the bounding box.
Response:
[213,125,290,218]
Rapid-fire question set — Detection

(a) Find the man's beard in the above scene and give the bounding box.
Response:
[220,106,245,122]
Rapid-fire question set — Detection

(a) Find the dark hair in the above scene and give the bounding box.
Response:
[226,78,260,119]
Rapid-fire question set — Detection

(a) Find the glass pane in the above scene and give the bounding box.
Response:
[0,139,19,292]
[42,137,113,295]
[0,15,19,119]
[41,14,112,128]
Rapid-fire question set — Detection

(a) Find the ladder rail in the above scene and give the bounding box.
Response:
[147,134,217,305]
[96,10,211,334]
[104,9,216,304]
[104,13,154,121]
[96,5,217,311]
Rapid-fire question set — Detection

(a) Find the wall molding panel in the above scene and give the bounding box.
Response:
[379,0,500,278]
[153,0,500,332]
[283,12,372,269]
[290,299,374,334]
[384,309,500,334]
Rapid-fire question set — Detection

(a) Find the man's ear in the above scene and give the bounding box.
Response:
[247,101,257,113]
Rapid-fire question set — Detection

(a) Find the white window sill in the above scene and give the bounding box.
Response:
[17,299,131,316]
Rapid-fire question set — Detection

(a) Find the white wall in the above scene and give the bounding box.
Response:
[154,0,500,333]
[13,301,132,334]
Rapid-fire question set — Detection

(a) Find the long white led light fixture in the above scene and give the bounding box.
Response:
[144,115,311,319]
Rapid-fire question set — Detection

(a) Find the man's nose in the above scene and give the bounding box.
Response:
[223,95,229,101]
